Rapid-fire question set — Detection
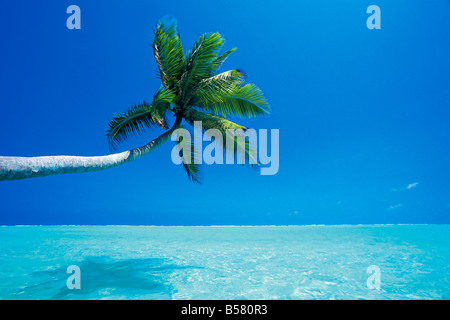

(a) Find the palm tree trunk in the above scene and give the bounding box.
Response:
[0,117,182,181]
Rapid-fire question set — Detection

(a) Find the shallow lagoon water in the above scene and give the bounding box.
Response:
[0,225,448,300]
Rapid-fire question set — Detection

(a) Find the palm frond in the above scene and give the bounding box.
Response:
[184,109,258,167]
[180,32,225,101]
[192,69,244,101]
[172,127,201,183]
[182,158,201,183]
[194,82,270,118]
[153,17,184,91]
[151,86,175,129]
[185,109,246,132]
[107,101,156,150]
[198,69,245,90]
[207,47,236,76]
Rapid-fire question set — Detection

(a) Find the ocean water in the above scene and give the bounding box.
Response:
[0,225,448,300]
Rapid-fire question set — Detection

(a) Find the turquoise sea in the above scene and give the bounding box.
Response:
[0,225,448,300]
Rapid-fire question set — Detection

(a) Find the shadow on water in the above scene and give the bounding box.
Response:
[10,256,201,300]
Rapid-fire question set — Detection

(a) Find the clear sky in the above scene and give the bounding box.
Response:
[0,0,449,225]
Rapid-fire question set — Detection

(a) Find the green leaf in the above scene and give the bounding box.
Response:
[180,32,226,101]
[107,101,156,150]
[184,109,258,167]
[207,47,237,76]
[151,86,175,129]
[195,82,270,118]
[172,127,202,183]
[153,17,184,91]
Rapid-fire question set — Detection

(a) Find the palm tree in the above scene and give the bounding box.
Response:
[0,18,270,183]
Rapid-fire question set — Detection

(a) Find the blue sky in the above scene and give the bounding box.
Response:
[0,0,449,225]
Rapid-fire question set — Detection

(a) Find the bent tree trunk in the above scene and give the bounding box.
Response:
[0,118,182,181]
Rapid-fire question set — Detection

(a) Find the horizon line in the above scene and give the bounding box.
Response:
[1,223,448,227]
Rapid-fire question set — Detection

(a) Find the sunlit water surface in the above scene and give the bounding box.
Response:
[0,225,448,300]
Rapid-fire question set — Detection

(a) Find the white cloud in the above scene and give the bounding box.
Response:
[406,182,419,190]
[388,204,403,210]
[391,182,419,192]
